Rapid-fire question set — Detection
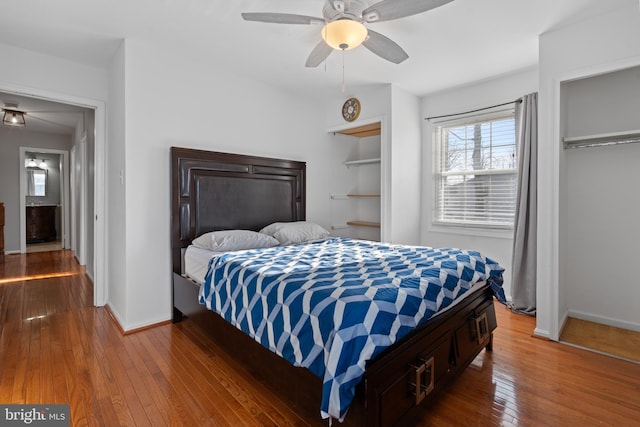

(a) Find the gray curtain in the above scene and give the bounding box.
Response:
[510,92,538,315]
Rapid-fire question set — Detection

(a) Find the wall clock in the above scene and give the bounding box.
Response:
[342,97,361,122]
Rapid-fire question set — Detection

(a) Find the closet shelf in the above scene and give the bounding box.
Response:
[563,129,640,149]
[331,194,380,199]
[346,221,381,229]
[347,194,380,198]
[343,158,381,167]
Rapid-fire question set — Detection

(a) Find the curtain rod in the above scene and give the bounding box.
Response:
[425,98,522,121]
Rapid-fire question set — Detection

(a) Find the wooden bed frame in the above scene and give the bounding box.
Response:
[170,147,497,426]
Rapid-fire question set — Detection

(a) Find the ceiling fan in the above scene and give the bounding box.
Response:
[242,0,454,67]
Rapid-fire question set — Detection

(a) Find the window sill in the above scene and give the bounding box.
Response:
[428,223,513,240]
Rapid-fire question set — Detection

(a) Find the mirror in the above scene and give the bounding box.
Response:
[27,169,47,196]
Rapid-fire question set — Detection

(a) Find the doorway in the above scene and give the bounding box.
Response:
[21,149,68,253]
[0,86,106,307]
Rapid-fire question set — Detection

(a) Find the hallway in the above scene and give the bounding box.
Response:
[0,250,91,326]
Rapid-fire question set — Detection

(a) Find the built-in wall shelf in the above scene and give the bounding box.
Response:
[331,194,380,199]
[563,129,640,149]
[334,122,381,138]
[343,158,381,167]
[346,221,381,228]
[331,224,351,230]
[330,120,382,241]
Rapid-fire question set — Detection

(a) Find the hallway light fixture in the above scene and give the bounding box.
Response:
[2,108,26,127]
[38,159,47,169]
[27,158,38,168]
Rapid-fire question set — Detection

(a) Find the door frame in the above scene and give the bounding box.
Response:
[19,147,70,251]
[1,82,107,307]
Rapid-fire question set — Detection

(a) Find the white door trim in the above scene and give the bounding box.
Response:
[2,82,107,307]
[19,147,70,253]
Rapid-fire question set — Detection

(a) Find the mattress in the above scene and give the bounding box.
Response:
[184,245,220,284]
[185,243,490,309]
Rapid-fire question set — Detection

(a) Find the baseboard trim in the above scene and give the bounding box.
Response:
[104,304,172,335]
[532,327,551,340]
[104,304,126,334]
[567,309,640,333]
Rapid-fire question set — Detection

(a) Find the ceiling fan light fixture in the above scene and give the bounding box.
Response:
[2,109,26,127]
[322,19,368,51]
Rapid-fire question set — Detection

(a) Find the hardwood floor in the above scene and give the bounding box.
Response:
[560,317,640,363]
[1,250,639,426]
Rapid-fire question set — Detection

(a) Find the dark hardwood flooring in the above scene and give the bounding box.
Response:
[1,250,639,426]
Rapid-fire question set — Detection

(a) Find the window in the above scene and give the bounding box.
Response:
[434,112,517,229]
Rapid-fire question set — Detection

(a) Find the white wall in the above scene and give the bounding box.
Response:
[420,67,539,301]
[0,128,72,251]
[0,43,108,102]
[106,41,127,324]
[390,86,422,245]
[538,2,640,339]
[113,39,333,330]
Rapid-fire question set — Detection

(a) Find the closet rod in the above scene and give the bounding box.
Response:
[425,98,522,121]
[564,139,640,149]
[563,130,640,149]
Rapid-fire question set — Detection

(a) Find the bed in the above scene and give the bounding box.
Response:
[170,147,505,426]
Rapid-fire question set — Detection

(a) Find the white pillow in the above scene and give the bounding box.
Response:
[260,221,330,245]
[191,229,279,252]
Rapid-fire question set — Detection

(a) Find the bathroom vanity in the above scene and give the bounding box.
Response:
[26,205,57,243]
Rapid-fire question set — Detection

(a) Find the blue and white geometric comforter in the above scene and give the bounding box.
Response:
[199,237,505,421]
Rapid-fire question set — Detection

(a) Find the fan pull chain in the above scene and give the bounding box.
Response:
[341,49,346,93]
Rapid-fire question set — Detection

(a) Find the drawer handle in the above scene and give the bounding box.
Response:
[475,312,489,344]
[410,356,435,405]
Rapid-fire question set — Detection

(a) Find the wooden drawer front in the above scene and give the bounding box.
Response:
[454,300,497,367]
[374,333,451,427]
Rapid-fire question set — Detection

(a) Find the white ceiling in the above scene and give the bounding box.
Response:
[0,0,635,129]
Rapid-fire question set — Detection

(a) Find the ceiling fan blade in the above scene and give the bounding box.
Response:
[362,30,409,64]
[241,12,324,25]
[305,41,334,67]
[362,0,453,23]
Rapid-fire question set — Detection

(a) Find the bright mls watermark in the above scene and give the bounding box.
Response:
[0,405,69,426]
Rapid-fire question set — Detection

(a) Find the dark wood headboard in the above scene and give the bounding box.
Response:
[170,147,306,273]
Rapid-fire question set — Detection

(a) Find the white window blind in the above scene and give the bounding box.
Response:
[434,113,517,228]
